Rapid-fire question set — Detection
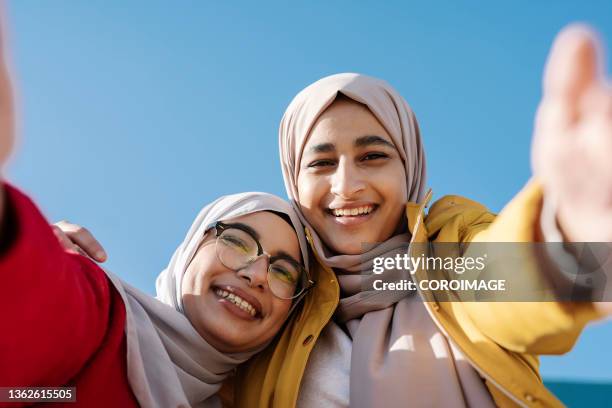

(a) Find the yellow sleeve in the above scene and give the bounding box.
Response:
[453,180,603,354]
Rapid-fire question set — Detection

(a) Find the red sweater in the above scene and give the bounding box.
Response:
[0,184,139,407]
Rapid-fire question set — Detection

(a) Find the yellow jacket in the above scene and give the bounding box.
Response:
[233,181,603,408]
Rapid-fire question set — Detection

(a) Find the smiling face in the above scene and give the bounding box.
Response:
[296,97,407,254]
[181,211,301,353]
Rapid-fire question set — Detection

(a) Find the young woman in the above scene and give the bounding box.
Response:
[231,26,612,408]
[0,182,313,407]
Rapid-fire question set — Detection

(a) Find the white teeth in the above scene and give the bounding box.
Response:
[332,206,374,217]
[214,289,257,317]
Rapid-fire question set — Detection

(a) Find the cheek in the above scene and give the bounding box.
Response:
[184,253,222,297]
[380,180,407,209]
[297,174,327,213]
[297,174,314,200]
[367,163,407,237]
[267,299,292,329]
[378,162,407,205]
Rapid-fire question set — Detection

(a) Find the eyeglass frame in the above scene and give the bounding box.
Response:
[208,221,316,301]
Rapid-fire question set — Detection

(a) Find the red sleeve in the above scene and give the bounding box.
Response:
[0,183,115,387]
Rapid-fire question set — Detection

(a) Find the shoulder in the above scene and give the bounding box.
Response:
[429,194,489,217]
[424,194,495,236]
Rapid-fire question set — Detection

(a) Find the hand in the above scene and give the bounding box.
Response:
[53,220,108,262]
[531,24,612,316]
[532,24,612,242]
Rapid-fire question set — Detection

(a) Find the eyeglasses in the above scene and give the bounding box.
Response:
[210,221,315,300]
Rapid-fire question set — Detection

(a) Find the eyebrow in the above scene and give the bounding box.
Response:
[231,224,300,265]
[272,251,302,267]
[306,135,395,155]
[354,135,395,149]
[307,142,335,154]
[233,222,261,240]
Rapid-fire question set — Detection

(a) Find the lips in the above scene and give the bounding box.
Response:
[213,285,263,318]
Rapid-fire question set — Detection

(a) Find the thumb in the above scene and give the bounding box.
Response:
[543,24,601,104]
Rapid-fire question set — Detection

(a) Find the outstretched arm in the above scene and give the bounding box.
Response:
[0,185,114,387]
[0,17,117,389]
[530,25,612,315]
[458,25,611,355]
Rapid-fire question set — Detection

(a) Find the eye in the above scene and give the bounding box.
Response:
[270,264,298,285]
[219,234,250,254]
[307,159,337,168]
[361,152,389,161]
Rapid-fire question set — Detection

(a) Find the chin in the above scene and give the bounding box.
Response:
[343,244,367,255]
[216,333,252,352]
[327,237,371,255]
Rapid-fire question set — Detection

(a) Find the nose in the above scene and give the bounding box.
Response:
[236,256,269,290]
[330,157,365,198]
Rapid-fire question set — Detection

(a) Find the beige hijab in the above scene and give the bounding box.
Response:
[106,192,309,408]
[280,73,494,407]
[280,73,427,316]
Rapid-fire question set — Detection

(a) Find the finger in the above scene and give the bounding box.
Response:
[73,245,90,258]
[55,220,108,262]
[580,82,612,119]
[53,226,91,257]
[52,225,77,251]
[51,225,89,256]
[543,24,602,105]
[67,227,107,262]
[55,219,77,231]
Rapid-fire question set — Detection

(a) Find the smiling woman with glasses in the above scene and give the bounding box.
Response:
[0,181,313,408]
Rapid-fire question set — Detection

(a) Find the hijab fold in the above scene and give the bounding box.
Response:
[104,192,309,408]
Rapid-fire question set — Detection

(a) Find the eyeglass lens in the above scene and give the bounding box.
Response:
[216,228,305,299]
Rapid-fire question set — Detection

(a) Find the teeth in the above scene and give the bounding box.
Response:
[332,206,374,217]
[214,289,257,317]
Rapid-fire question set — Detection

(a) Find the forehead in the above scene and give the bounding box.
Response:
[221,211,301,259]
[304,98,394,149]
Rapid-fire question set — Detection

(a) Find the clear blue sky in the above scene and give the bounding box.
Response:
[6,1,612,382]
